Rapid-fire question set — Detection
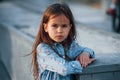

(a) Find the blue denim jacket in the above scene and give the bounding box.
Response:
[37,40,95,80]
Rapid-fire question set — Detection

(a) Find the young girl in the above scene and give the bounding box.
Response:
[32,3,96,80]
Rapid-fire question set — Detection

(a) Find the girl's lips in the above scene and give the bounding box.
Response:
[56,35,63,38]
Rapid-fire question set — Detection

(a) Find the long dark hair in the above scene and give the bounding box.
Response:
[32,3,77,80]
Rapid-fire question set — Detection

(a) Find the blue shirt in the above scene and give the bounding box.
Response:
[37,40,95,80]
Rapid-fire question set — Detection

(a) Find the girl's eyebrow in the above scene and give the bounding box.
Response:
[52,22,69,24]
[52,23,57,25]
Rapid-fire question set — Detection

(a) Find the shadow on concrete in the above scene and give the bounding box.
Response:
[0,60,11,80]
[0,25,12,80]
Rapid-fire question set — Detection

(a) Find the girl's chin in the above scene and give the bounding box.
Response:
[54,40,64,43]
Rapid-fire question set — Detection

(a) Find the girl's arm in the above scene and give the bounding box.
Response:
[67,41,95,59]
[68,41,96,68]
[37,43,82,76]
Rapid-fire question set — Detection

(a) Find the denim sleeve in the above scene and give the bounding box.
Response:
[37,43,83,76]
[68,41,95,59]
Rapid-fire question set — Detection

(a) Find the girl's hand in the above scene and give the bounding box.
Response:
[77,52,96,68]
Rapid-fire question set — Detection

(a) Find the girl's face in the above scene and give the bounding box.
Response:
[44,14,71,42]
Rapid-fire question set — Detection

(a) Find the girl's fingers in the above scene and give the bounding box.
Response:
[82,63,88,68]
[91,58,96,61]
[80,58,89,68]
[78,53,96,68]
[88,58,96,64]
[81,58,96,67]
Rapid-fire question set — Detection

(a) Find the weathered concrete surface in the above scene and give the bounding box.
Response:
[0,60,11,80]
[76,24,120,80]
[0,1,120,80]
[0,24,34,80]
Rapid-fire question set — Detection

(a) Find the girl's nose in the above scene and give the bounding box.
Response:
[57,27,63,33]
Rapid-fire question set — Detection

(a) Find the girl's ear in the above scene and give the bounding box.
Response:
[43,23,48,32]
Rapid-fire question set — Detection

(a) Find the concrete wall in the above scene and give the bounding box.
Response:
[0,24,34,80]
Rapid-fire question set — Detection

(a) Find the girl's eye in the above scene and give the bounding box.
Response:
[52,24,58,28]
[62,24,67,28]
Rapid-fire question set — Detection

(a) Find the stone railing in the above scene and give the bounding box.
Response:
[0,24,33,80]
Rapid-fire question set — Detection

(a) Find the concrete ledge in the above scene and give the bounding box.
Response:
[0,23,34,80]
[0,22,34,45]
[75,24,120,80]
[0,60,11,80]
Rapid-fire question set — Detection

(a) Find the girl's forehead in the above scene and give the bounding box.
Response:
[49,14,70,23]
[50,13,63,18]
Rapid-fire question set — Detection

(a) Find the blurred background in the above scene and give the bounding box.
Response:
[0,0,120,34]
[0,0,119,34]
[0,0,120,80]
